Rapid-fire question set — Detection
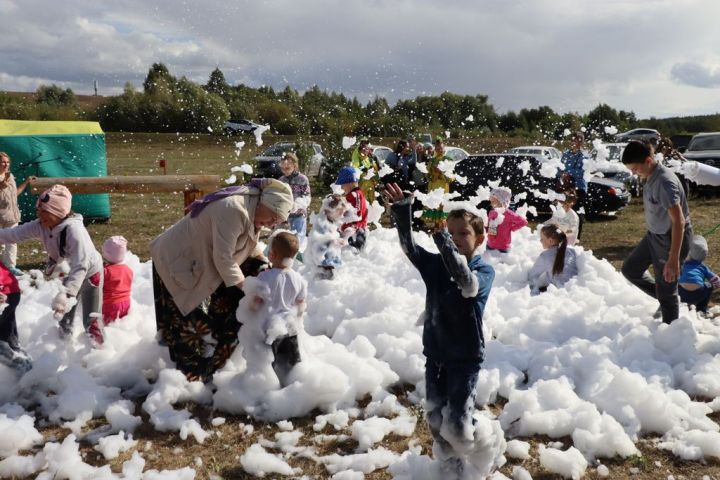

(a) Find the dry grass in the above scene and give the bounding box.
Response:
[11,133,720,478]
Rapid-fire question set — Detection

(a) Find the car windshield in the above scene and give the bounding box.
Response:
[606,145,624,160]
[688,135,720,151]
[261,144,293,156]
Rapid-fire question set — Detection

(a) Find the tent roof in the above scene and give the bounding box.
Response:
[0,120,104,136]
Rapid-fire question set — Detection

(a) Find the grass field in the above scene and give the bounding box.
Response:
[12,132,720,479]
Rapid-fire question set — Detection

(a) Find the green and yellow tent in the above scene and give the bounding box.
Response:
[0,120,110,221]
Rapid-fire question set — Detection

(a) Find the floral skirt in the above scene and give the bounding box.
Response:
[152,258,268,381]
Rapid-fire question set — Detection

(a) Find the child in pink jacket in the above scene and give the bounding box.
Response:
[486,187,528,252]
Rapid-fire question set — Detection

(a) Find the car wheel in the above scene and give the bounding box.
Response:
[224,127,235,136]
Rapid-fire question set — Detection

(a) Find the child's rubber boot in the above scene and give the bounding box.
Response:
[8,266,23,277]
[0,340,32,374]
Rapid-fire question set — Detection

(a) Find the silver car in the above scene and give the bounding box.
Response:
[224,119,263,135]
[614,128,660,143]
[507,146,562,161]
[254,142,326,178]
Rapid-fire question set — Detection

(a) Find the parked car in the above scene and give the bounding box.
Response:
[589,142,641,196]
[254,142,326,178]
[507,146,562,161]
[682,132,720,193]
[683,132,720,169]
[452,154,630,216]
[371,145,393,164]
[444,146,470,162]
[224,119,263,135]
[614,128,660,143]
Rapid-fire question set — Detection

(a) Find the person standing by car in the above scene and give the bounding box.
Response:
[560,132,587,240]
[620,141,692,324]
[384,140,417,190]
[656,137,690,196]
[278,153,311,251]
[0,152,33,276]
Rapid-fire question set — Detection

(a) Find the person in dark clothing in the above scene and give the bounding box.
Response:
[384,140,417,190]
[384,183,495,478]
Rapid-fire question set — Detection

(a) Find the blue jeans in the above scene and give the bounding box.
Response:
[425,358,480,459]
[288,215,307,250]
[679,285,713,313]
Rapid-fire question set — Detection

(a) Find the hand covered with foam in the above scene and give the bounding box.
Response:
[710,274,720,288]
[52,292,76,319]
[45,260,70,279]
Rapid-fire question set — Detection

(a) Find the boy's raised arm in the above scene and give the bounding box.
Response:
[385,183,432,269]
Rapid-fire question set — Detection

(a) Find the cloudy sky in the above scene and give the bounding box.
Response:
[1,0,720,118]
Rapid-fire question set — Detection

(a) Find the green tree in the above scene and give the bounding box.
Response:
[586,103,621,140]
[205,67,230,97]
[143,63,176,95]
[35,85,76,106]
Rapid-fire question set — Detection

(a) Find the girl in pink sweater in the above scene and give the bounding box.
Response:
[102,236,133,336]
[486,187,528,252]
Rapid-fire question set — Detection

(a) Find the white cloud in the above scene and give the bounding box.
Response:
[1,0,720,117]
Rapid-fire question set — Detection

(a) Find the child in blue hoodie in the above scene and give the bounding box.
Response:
[679,235,719,313]
[384,183,495,476]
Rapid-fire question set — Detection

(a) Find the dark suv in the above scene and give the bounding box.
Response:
[452,154,631,216]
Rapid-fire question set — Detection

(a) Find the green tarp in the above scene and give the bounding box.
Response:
[0,120,110,221]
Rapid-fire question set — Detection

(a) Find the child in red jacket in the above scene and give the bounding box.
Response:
[102,236,133,337]
[0,261,30,373]
[335,166,369,251]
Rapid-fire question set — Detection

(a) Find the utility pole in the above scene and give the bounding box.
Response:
[94,80,98,96]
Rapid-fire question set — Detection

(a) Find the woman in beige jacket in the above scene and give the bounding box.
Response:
[150,178,293,381]
[0,152,32,276]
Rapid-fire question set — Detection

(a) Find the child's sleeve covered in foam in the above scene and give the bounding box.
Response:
[433,230,480,298]
[390,197,433,271]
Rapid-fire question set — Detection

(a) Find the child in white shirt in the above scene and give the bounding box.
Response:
[251,231,306,386]
[548,189,580,246]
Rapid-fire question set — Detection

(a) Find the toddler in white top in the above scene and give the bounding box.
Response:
[251,231,306,386]
[548,189,580,246]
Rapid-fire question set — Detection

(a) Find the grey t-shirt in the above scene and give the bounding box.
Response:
[643,163,690,234]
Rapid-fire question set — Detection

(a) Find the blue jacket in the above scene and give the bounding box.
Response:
[561,150,587,191]
[392,199,494,363]
[385,151,417,181]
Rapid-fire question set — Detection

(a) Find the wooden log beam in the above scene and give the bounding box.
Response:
[28,175,221,195]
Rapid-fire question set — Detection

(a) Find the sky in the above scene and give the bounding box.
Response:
[1,0,720,118]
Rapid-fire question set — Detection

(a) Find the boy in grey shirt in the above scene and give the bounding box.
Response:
[621,141,692,323]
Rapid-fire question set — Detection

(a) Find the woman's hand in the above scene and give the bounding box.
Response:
[17,176,36,195]
[383,183,406,204]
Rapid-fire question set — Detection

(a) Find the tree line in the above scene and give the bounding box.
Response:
[2,63,720,140]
